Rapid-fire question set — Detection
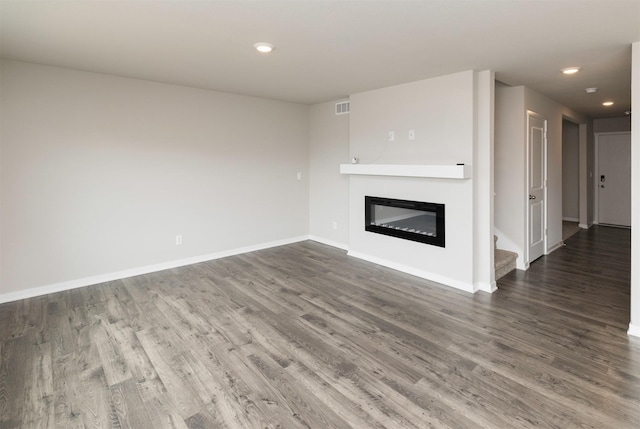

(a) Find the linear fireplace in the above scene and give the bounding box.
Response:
[365,196,445,247]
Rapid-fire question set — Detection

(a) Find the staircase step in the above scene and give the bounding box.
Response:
[495,248,517,280]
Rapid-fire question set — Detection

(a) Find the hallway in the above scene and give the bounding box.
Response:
[498,225,631,330]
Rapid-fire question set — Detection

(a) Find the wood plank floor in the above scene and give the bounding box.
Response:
[1,225,639,428]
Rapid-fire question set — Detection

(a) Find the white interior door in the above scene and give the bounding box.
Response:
[597,133,631,227]
[528,113,546,263]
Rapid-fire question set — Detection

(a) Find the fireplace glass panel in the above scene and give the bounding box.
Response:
[365,196,445,247]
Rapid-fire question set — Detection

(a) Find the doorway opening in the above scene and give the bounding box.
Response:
[562,119,580,240]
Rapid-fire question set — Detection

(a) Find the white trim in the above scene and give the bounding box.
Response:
[598,223,631,230]
[562,217,579,222]
[308,235,349,251]
[628,323,640,338]
[546,240,564,254]
[0,235,309,304]
[631,41,640,345]
[347,250,475,293]
[578,223,590,229]
[339,164,472,179]
[516,259,529,271]
[476,281,497,294]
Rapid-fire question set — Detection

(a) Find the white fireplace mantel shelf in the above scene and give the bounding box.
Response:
[339,163,472,179]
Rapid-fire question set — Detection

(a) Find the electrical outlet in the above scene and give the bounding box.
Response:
[388,131,395,142]
[332,221,338,230]
[297,172,302,180]
[175,235,183,245]
[408,129,415,140]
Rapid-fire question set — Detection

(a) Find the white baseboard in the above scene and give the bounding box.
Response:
[547,241,564,254]
[476,281,497,294]
[347,250,475,293]
[516,258,528,271]
[562,217,579,222]
[307,239,489,293]
[0,235,310,304]
[578,223,590,229]
[308,235,349,251]
[628,323,640,338]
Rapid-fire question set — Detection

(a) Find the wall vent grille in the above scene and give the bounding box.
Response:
[335,101,350,115]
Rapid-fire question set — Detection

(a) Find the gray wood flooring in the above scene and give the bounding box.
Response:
[1,226,639,428]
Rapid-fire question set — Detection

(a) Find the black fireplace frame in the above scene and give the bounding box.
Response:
[365,196,445,247]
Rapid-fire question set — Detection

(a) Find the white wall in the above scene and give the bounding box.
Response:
[494,85,526,266]
[578,122,595,229]
[349,72,474,165]
[473,70,496,292]
[630,40,640,337]
[0,60,310,299]
[308,101,349,248]
[562,120,580,221]
[346,71,480,291]
[0,62,3,290]
[586,121,596,227]
[594,116,632,133]
[0,62,494,300]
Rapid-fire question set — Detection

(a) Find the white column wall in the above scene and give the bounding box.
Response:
[346,71,476,291]
[629,41,640,337]
[494,85,527,268]
[473,70,496,292]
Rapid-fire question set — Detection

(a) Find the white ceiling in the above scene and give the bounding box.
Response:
[1,0,639,118]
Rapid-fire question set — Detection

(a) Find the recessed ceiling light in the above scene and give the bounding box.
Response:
[561,67,581,75]
[585,87,598,94]
[253,42,274,53]
[602,101,614,106]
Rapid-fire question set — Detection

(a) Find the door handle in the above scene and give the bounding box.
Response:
[529,195,536,200]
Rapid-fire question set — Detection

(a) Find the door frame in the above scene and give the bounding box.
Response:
[594,131,632,225]
[525,111,548,266]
